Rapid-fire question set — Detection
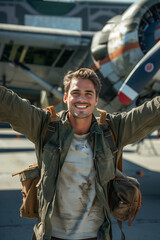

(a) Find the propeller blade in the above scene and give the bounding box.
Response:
[118,41,160,105]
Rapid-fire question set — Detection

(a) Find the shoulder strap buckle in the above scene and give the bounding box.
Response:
[46,105,59,122]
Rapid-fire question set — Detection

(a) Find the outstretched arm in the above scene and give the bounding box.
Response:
[108,96,160,149]
[0,86,50,144]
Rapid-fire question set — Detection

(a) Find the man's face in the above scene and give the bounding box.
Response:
[63,78,98,119]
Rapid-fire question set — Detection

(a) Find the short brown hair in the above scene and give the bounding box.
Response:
[63,68,101,97]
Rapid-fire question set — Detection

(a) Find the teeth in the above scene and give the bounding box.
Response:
[76,105,87,108]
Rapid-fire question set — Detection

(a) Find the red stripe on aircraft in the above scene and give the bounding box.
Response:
[118,91,132,105]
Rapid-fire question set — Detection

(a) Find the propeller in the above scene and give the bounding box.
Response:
[118,41,160,105]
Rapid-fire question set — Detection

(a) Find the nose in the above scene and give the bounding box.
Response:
[77,94,87,102]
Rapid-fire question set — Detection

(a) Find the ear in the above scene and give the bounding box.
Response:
[63,92,67,104]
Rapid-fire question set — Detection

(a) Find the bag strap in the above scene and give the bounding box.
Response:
[97,108,125,240]
[46,105,58,122]
[43,105,59,146]
[97,108,122,171]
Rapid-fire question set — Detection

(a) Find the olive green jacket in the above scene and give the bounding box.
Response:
[0,86,160,240]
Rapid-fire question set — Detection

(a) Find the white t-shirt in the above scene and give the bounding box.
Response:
[51,133,105,239]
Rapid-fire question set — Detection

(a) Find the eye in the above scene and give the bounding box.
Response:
[72,92,79,95]
[86,92,93,96]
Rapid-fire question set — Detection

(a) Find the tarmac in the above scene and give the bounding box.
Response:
[0,126,160,240]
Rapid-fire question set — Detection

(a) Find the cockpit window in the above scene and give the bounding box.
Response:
[24,47,61,66]
[1,44,74,67]
[55,49,74,67]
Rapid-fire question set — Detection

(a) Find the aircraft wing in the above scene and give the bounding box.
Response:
[0,24,94,104]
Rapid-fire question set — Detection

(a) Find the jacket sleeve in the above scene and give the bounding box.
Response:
[0,86,50,144]
[108,96,160,149]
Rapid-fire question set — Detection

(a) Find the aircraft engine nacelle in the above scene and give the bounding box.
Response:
[91,0,160,111]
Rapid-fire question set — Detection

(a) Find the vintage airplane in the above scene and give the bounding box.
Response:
[91,0,160,112]
[0,0,160,113]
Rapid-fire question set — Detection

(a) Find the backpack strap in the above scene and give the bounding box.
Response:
[46,105,59,122]
[43,105,59,145]
[97,108,122,170]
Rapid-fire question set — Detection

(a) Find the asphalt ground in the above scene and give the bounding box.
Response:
[0,128,160,240]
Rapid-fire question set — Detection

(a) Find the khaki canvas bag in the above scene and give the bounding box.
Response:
[12,105,58,219]
[12,163,39,218]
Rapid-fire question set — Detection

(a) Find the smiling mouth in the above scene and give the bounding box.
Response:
[75,104,88,109]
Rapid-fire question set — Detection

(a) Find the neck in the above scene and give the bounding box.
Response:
[68,114,92,135]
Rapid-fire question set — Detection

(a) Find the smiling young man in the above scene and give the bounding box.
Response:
[0,68,160,240]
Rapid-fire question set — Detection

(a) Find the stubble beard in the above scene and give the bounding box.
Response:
[72,112,91,119]
[71,107,92,120]
[68,102,93,120]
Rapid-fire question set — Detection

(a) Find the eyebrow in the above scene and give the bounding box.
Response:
[71,89,95,94]
[86,90,95,94]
